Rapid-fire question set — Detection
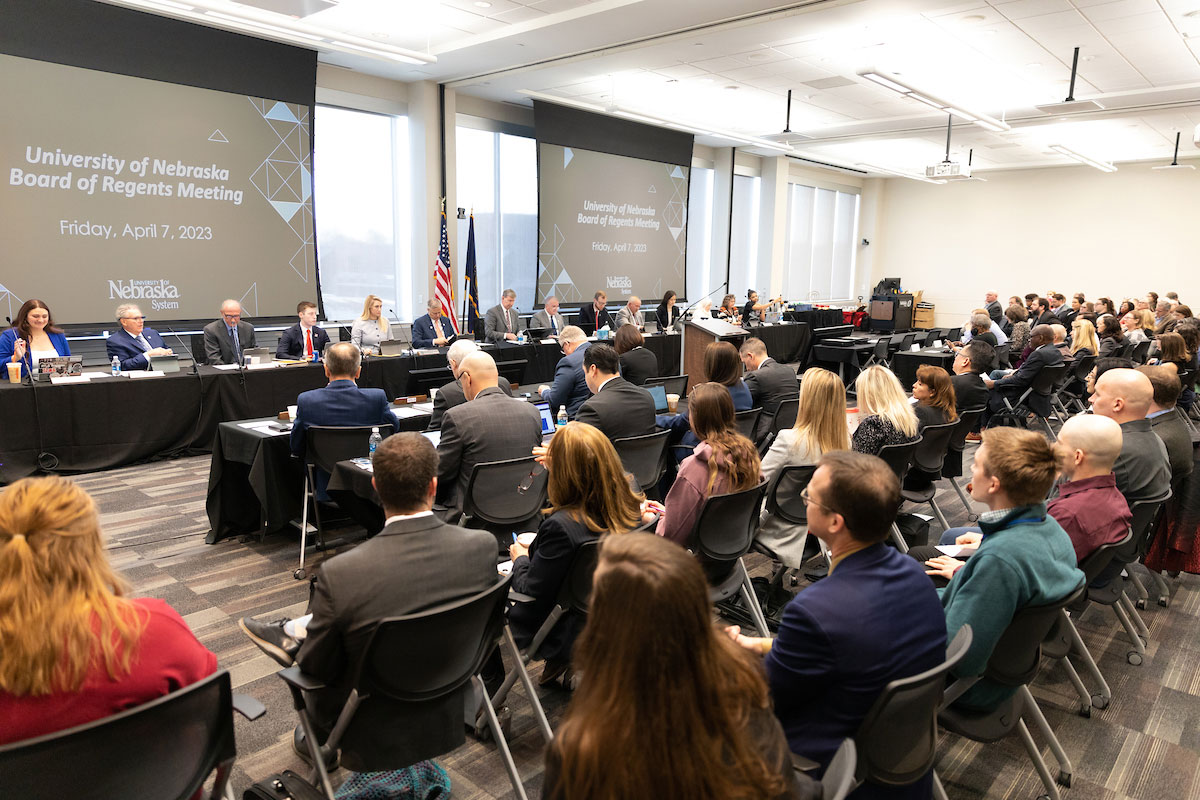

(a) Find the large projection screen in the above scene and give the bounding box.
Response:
[0,52,314,323]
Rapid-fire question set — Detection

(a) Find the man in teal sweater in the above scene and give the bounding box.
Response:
[924,427,1084,711]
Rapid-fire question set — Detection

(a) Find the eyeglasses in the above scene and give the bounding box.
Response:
[222,313,242,320]
[800,487,837,515]
[122,316,146,321]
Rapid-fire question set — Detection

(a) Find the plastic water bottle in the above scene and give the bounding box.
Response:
[111,356,121,377]
[368,426,382,461]
[556,406,568,428]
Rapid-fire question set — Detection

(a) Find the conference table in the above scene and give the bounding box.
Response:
[891,348,957,392]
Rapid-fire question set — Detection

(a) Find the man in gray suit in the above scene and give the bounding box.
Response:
[740,337,798,440]
[530,295,567,336]
[202,299,257,365]
[1089,368,1171,504]
[614,296,645,329]
[1139,365,1195,484]
[984,291,1003,325]
[427,339,512,432]
[484,289,520,343]
[238,433,498,767]
[574,343,656,441]
[437,351,544,521]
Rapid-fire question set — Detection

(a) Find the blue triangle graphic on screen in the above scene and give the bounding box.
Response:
[270,200,302,220]
[265,102,299,123]
[300,166,312,201]
[670,166,683,179]
[564,148,573,168]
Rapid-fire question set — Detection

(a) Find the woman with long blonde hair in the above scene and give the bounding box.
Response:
[0,477,216,745]
[852,365,919,455]
[756,369,850,566]
[543,533,813,800]
[1070,318,1099,357]
[506,422,646,685]
[350,293,391,352]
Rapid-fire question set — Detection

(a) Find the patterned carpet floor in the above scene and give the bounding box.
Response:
[68,444,1200,800]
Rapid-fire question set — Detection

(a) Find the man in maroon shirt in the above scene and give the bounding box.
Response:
[1047,414,1131,562]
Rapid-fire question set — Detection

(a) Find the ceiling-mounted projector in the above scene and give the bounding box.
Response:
[925,161,971,180]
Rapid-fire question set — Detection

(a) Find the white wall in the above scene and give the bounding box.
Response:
[872,164,1200,328]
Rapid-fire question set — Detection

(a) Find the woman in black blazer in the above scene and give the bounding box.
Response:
[506,423,647,685]
[655,290,682,332]
[614,324,658,385]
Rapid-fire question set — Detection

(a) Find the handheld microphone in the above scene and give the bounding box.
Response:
[162,325,200,374]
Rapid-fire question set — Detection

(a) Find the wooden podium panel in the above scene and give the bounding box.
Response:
[683,318,748,393]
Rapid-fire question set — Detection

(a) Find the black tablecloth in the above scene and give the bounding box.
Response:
[785,309,844,329]
[891,349,957,391]
[747,323,812,366]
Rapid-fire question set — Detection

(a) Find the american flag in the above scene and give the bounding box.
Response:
[433,208,459,334]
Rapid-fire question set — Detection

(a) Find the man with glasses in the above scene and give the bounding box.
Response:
[537,325,591,419]
[729,451,946,786]
[202,299,257,365]
[426,339,513,432]
[106,303,173,371]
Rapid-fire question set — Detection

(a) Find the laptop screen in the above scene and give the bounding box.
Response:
[645,384,669,413]
[422,430,441,448]
[533,401,555,434]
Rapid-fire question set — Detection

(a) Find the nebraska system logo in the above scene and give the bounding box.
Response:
[108,279,181,311]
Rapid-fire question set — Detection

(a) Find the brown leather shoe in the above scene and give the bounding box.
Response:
[965,432,983,442]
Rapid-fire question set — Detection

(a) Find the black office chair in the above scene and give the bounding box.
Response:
[994,363,1069,440]
[854,627,972,800]
[462,456,548,547]
[1053,355,1096,417]
[938,586,1086,800]
[644,374,688,396]
[941,407,985,521]
[277,577,546,800]
[297,424,395,580]
[770,396,800,437]
[861,336,893,370]
[922,330,941,348]
[876,437,922,552]
[994,343,1011,370]
[689,479,771,637]
[821,739,858,800]
[898,421,959,532]
[1131,340,1152,364]
[0,669,265,800]
[612,429,671,495]
[734,408,762,441]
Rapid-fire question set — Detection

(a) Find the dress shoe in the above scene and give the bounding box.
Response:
[965,432,983,442]
[239,617,300,667]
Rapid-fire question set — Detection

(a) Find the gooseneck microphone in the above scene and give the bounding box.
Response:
[162,325,200,374]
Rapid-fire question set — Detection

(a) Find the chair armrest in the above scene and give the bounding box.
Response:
[509,590,536,603]
[232,693,267,721]
[277,664,328,693]
[790,752,820,773]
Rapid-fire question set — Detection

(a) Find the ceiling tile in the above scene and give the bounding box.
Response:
[491,5,547,23]
[1080,0,1163,21]
[998,0,1077,20]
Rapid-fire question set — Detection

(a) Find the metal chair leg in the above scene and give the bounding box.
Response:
[472,675,530,800]
[1020,685,1073,786]
[950,478,978,521]
[1063,611,1111,708]
[1111,599,1147,662]
[297,475,311,578]
[1059,654,1093,716]
[1147,569,1172,607]
[1127,570,1149,606]
[738,559,772,638]
[1015,718,1062,800]
[503,626,553,743]
[931,770,949,800]
[1119,591,1150,640]
[928,498,951,533]
[890,522,910,553]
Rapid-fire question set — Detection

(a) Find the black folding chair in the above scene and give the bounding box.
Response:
[277,577,546,800]
[734,407,763,441]
[941,408,985,521]
[297,424,395,580]
[994,343,1010,370]
[770,396,800,437]
[612,429,671,495]
[995,363,1068,440]
[1054,355,1095,417]
[644,374,688,396]
[938,586,1086,800]
[1131,340,1152,364]
[690,479,771,637]
[462,456,548,547]
[862,336,893,370]
[899,421,959,531]
[876,437,922,552]
[0,669,265,800]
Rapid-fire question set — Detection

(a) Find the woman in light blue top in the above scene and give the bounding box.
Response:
[1,299,70,381]
[350,294,391,353]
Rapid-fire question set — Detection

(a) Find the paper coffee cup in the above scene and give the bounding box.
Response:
[516,532,536,547]
[666,393,680,412]
[287,405,298,421]
[6,362,21,382]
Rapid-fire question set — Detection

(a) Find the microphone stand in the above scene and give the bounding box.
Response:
[18,336,59,470]
[680,282,728,321]
[162,325,200,374]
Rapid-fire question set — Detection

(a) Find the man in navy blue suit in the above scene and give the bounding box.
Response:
[106,303,173,371]
[537,325,591,418]
[291,342,400,460]
[411,298,455,348]
[730,451,946,798]
[276,301,330,360]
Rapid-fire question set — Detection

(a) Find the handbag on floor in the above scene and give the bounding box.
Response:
[243,770,327,800]
[333,762,451,800]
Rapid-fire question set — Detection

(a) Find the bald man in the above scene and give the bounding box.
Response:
[1046,415,1133,562]
[1089,368,1171,504]
[435,351,543,523]
[614,296,644,330]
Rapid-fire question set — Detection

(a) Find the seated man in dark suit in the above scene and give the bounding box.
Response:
[1139,365,1194,484]
[538,325,592,418]
[276,301,330,360]
[574,343,656,441]
[577,290,614,334]
[951,339,994,413]
[1031,296,1057,327]
[426,339,512,432]
[201,299,256,365]
[436,351,544,522]
[290,342,400,461]
[730,451,946,793]
[238,432,499,768]
[983,324,1061,423]
[1089,368,1171,504]
[106,303,173,371]
[411,298,456,349]
[740,337,798,440]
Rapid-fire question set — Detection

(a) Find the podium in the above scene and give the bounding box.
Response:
[683,318,748,393]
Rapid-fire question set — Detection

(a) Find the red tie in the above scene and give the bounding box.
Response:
[305,329,313,359]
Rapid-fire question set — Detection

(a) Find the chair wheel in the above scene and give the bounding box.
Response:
[1158,596,1170,608]
[1080,705,1091,718]
[1128,651,1143,666]
[1135,597,1146,609]
[1139,636,1148,647]
[1092,694,1109,710]
[1058,772,1072,788]
[293,568,306,580]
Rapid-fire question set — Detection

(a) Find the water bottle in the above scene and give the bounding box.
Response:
[556,406,568,428]
[368,426,382,461]
[111,356,120,377]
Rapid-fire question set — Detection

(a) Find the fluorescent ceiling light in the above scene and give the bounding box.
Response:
[326,40,433,65]
[613,109,662,125]
[1049,144,1116,172]
[857,163,947,184]
[857,68,1010,133]
[146,0,195,9]
[204,11,325,41]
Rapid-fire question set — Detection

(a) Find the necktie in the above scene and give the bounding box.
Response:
[505,310,512,333]
[136,334,151,351]
[305,329,313,359]
[229,326,240,361]
[550,316,557,335]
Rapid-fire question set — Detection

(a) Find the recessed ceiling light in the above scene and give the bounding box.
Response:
[724,85,739,90]
[1184,9,1200,16]
[963,14,986,22]
[666,78,678,83]
[748,52,769,61]
[474,1,491,6]
[693,42,705,47]
[1082,54,1096,61]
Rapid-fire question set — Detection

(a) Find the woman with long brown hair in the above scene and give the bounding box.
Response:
[0,477,216,744]
[543,533,813,800]
[1,298,71,381]
[613,322,658,385]
[905,365,958,491]
[506,422,646,685]
[661,340,753,462]
[659,382,761,546]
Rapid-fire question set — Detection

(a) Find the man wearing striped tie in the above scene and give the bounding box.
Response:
[484,289,520,344]
[531,295,566,336]
[106,304,173,371]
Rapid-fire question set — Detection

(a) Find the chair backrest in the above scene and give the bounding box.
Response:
[645,374,688,396]
[463,456,548,527]
[1070,353,1097,382]
[734,407,762,441]
[983,584,1085,687]
[909,420,959,475]
[771,397,800,434]
[821,739,858,800]
[757,431,777,458]
[1116,341,1135,359]
[994,343,1010,369]
[876,436,922,482]
[855,626,973,786]
[873,337,893,361]
[899,332,917,351]
[691,479,768,562]
[1126,490,1172,561]
[1131,340,1151,364]
[496,358,528,387]
[553,537,601,614]
[922,330,940,347]
[307,424,395,473]
[947,407,985,455]
[612,429,671,492]
[1030,362,1068,395]
[0,670,236,800]
[1078,528,1133,583]
[765,464,817,525]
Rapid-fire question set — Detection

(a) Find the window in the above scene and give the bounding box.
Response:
[784,184,860,302]
[727,174,761,301]
[313,106,410,321]
[685,166,714,303]
[456,127,537,312]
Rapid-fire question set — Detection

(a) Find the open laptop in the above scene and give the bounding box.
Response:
[35,355,83,380]
[533,401,556,435]
[148,354,181,374]
[421,429,441,448]
[243,347,272,363]
[524,327,550,340]
[379,339,410,356]
[644,384,670,413]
